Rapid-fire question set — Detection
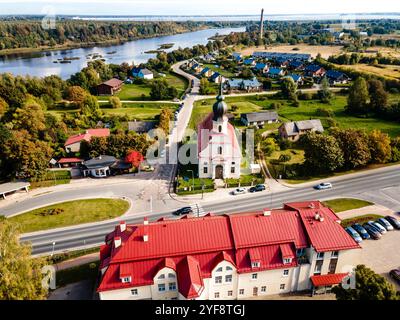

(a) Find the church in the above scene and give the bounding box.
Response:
[197,85,242,180]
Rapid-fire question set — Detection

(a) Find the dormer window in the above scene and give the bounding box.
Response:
[251,262,260,268]
[216,267,223,272]
[283,258,292,264]
[158,274,165,280]
[122,276,131,283]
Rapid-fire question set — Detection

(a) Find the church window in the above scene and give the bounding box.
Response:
[218,146,223,155]
[218,125,222,133]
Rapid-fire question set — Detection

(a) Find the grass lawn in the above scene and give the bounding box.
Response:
[96,72,188,101]
[203,63,235,78]
[9,198,129,233]
[30,170,71,189]
[47,247,100,264]
[322,198,374,213]
[56,261,99,288]
[341,214,384,228]
[192,93,400,137]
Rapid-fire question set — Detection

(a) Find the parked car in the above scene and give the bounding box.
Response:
[376,218,394,231]
[173,207,193,216]
[389,269,400,284]
[352,223,370,240]
[232,187,246,195]
[363,224,382,240]
[314,182,332,190]
[385,216,400,230]
[249,184,266,193]
[367,220,387,234]
[345,227,363,243]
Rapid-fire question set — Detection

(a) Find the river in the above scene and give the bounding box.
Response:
[0,27,245,79]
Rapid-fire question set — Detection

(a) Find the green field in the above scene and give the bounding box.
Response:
[97,72,188,101]
[9,198,130,233]
[322,198,374,213]
[191,93,400,137]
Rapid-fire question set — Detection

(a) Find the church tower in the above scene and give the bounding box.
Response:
[211,82,228,135]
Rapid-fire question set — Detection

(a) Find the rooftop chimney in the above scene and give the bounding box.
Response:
[144,217,149,225]
[319,215,325,222]
[119,221,126,233]
[114,236,121,248]
[314,212,320,221]
[263,209,271,216]
[143,234,149,242]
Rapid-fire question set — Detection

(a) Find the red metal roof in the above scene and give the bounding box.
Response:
[311,273,348,287]
[97,201,360,296]
[57,157,84,164]
[64,129,110,146]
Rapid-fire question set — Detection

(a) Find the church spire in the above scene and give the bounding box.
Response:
[212,80,227,121]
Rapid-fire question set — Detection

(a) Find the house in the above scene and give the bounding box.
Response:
[64,128,110,153]
[240,111,279,127]
[304,65,326,77]
[254,62,269,73]
[191,63,204,73]
[197,86,242,179]
[199,67,214,78]
[243,58,256,66]
[225,78,262,93]
[131,67,154,80]
[57,157,84,168]
[284,74,303,85]
[267,67,285,78]
[203,53,215,62]
[187,59,199,68]
[97,200,360,300]
[252,52,311,62]
[232,52,242,62]
[209,72,226,84]
[279,119,324,141]
[128,121,157,134]
[326,70,350,85]
[289,60,305,71]
[82,155,131,178]
[97,78,124,96]
[276,57,290,68]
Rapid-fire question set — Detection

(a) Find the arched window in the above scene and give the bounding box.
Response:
[158,274,165,279]
[218,125,222,133]
[218,146,223,155]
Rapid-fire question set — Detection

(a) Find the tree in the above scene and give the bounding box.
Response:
[150,79,178,100]
[346,77,370,115]
[368,129,392,164]
[0,97,8,119]
[368,79,388,113]
[301,132,344,173]
[199,77,211,95]
[12,100,46,138]
[0,219,48,300]
[109,96,122,109]
[280,77,297,101]
[125,150,144,168]
[239,68,254,79]
[331,128,371,169]
[332,265,399,300]
[66,86,88,104]
[318,77,332,103]
[158,108,173,135]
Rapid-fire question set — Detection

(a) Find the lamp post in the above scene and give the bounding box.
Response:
[51,241,56,257]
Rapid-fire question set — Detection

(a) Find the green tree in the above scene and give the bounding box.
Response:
[158,108,173,135]
[199,77,211,95]
[109,96,122,109]
[0,97,8,119]
[301,132,344,173]
[281,77,297,101]
[150,79,178,100]
[368,129,392,164]
[368,79,388,113]
[333,265,399,300]
[346,77,370,115]
[12,100,46,138]
[0,219,48,300]
[318,77,332,103]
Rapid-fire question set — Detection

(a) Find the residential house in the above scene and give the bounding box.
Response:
[131,67,154,80]
[128,121,157,134]
[225,78,262,93]
[97,78,124,96]
[252,52,311,62]
[209,72,226,84]
[254,62,269,73]
[243,58,256,66]
[191,63,204,74]
[284,74,303,85]
[82,155,131,178]
[200,67,214,78]
[64,128,110,153]
[240,111,279,127]
[289,60,305,71]
[304,65,326,77]
[276,57,290,68]
[279,119,324,141]
[97,201,360,300]
[267,67,285,78]
[232,52,242,62]
[57,157,84,168]
[187,59,199,68]
[326,70,350,85]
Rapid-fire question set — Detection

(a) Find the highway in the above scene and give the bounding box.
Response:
[22,165,400,255]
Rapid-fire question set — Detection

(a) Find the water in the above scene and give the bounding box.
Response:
[0,27,245,79]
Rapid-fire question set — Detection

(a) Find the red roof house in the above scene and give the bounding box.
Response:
[64,128,110,153]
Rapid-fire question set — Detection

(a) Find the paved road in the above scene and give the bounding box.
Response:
[22,165,400,255]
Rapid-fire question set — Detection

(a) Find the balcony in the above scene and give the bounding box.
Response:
[297,255,310,265]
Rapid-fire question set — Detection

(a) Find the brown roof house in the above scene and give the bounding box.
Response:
[279,119,324,141]
[97,78,124,96]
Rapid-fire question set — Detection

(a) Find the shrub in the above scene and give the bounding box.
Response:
[316,108,334,118]
[299,92,313,100]
[279,154,292,162]
[271,102,282,110]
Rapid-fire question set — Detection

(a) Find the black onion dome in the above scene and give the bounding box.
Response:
[212,82,227,121]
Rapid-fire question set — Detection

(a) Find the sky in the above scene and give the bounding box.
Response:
[0,0,399,16]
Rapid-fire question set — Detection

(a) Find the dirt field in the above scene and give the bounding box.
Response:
[362,46,400,59]
[340,63,400,80]
[238,44,344,59]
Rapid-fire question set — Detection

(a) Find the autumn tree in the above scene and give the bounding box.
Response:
[66,85,88,104]
[125,150,145,167]
[158,108,173,135]
[368,129,392,164]
[346,77,370,115]
[0,219,48,300]
[109,96,122,109]
[331,128,371,169]
[199,77,211,95]
[368,79,389,113]
[333,265,399,300]
[0,97,8,119]
[12,99,46,138]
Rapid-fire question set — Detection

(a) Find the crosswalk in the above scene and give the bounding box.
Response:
[189,203,206,217]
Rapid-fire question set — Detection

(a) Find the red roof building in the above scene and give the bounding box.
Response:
[97,201,360,300]
[64,128,110,153]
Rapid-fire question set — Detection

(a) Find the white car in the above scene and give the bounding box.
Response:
[314,182,332,190]
[232,187,246,195]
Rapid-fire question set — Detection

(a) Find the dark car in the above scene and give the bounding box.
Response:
[385,216,400,230]
[173,207,193,216]
[389,269,400,284]
[363,224,382,240]
[249,184,266,193]
[352,223,370,240]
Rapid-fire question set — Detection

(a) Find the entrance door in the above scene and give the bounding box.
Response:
[253,287,258,296]
[215,165,223,179]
